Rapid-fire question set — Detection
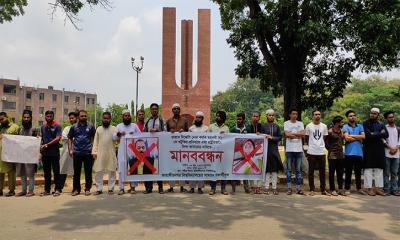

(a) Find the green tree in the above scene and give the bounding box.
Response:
[86,103,103,127]
[213,0,400,119]
[104,103,126,126]
[0,0,111,29]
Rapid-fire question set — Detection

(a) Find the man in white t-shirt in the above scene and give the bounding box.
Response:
[305,110,329,196]
[284,109,305,195]
[383,111,400,196]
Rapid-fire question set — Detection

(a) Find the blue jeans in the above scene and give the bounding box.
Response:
[21,176,35,193]
[286,152,303,189]
[384,157,399,193]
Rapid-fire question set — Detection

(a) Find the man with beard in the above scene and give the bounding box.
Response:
[16,110,41,197]
[92,112,118,195]
[113,110,141,195]
[208,110,230,195]
[363,108,388,196]
[59,112,78,192]
[305,110,329,196]
[68,110,96,196]
[0,112,19,197]
[262,109,284,195]
[188,111,208,194]
[40,110,62,197]
[166,103,189,193]
[143,103,165,194]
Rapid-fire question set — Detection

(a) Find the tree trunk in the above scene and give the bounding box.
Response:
[282,66,303,121]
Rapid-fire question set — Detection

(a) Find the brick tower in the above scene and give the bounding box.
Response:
[162,7,211,125]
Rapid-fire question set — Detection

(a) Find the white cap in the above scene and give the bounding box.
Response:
[172,103,180,109]
[265,109,275,115]
[195,111,204,117]
[370,107,380,114]
[122,109,130,115]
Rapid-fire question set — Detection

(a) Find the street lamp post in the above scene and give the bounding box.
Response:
[131,56,144,121]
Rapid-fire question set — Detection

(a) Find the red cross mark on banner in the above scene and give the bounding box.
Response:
[233,142,262,173]
[128,141,157,174]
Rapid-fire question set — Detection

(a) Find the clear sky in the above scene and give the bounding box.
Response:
[0,1,398,109]
[0,0,238,107]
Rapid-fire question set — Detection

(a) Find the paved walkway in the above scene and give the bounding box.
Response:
[1,185,399,240]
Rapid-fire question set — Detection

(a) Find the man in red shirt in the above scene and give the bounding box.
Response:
[135,110,145,132]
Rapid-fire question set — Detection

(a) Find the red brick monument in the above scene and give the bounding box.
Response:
[162,7,211,125]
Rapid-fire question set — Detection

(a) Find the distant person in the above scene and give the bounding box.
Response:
[15,110,40,197]
[40,110,62,197]
[326,116,345,196]
[143,103,165,194]
[342,110,366,195]
[363,108,388,196]
[305,110,329,196]
[166,103,189,193]
[59,112,77,192]
[113,110,141,195]
[262,109,283,195]
[208,111,230,195]
[188,111,209,194]
[383,111,400,196]
[283,109,305,195]
[92,112,118,195]
[68,110,96,196]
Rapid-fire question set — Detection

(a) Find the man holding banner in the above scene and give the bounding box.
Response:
[0,112,19,197]
[16,110,40,197]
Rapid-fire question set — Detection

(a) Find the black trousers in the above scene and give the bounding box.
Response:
[328,158,344,191]
[344,155,363,190]
[144,181,163,192]
[42,155,61,193]
[59,174,67,191]
[307,154,326,192]
[73,154,93,193]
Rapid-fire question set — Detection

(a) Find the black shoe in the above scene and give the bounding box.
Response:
[198,188,204,194]
[189,188,195,193]
[5,191,15,197]
[167,187,174,193]
[143,190,152,194]
[108,190,114,195]
[158,189,164,194]
[180,187,188,193]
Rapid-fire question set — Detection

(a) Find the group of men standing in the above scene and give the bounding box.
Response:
[0,103,399,197]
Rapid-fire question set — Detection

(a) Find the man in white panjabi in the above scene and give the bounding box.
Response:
[59,112,77,192]
[92,112,118,195]
[113,110,141,195]
[188,111,208,194]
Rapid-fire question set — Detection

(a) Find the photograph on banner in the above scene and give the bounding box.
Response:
[232,138,264,175]
[126,137,159,175]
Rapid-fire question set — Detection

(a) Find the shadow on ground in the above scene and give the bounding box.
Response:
[29,188,400,239]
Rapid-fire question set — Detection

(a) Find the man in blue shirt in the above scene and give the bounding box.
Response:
[68,110,96,196]
[40,110,62,197]
[342,110,366,196]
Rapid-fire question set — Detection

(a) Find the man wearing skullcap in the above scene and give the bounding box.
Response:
[363,108,388,196]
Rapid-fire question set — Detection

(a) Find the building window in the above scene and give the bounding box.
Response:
[92,98,95,105]
[64,108,69,115]
[52,94,57,102]
[3,85,16,95]
[51,108,56,114]
[25,106,32,111]
[26,91,32,99]
[75,96,80,104]
[64,95,69,103]
[39,107,44,115]
[3,101,16,109]
[39,93,45,100]
[38,121,44,126]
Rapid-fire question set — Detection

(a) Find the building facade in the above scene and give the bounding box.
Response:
[0,78,97,126]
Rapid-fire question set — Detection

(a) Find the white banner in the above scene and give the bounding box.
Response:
[1,134,41,164]
[124,132,268,181]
